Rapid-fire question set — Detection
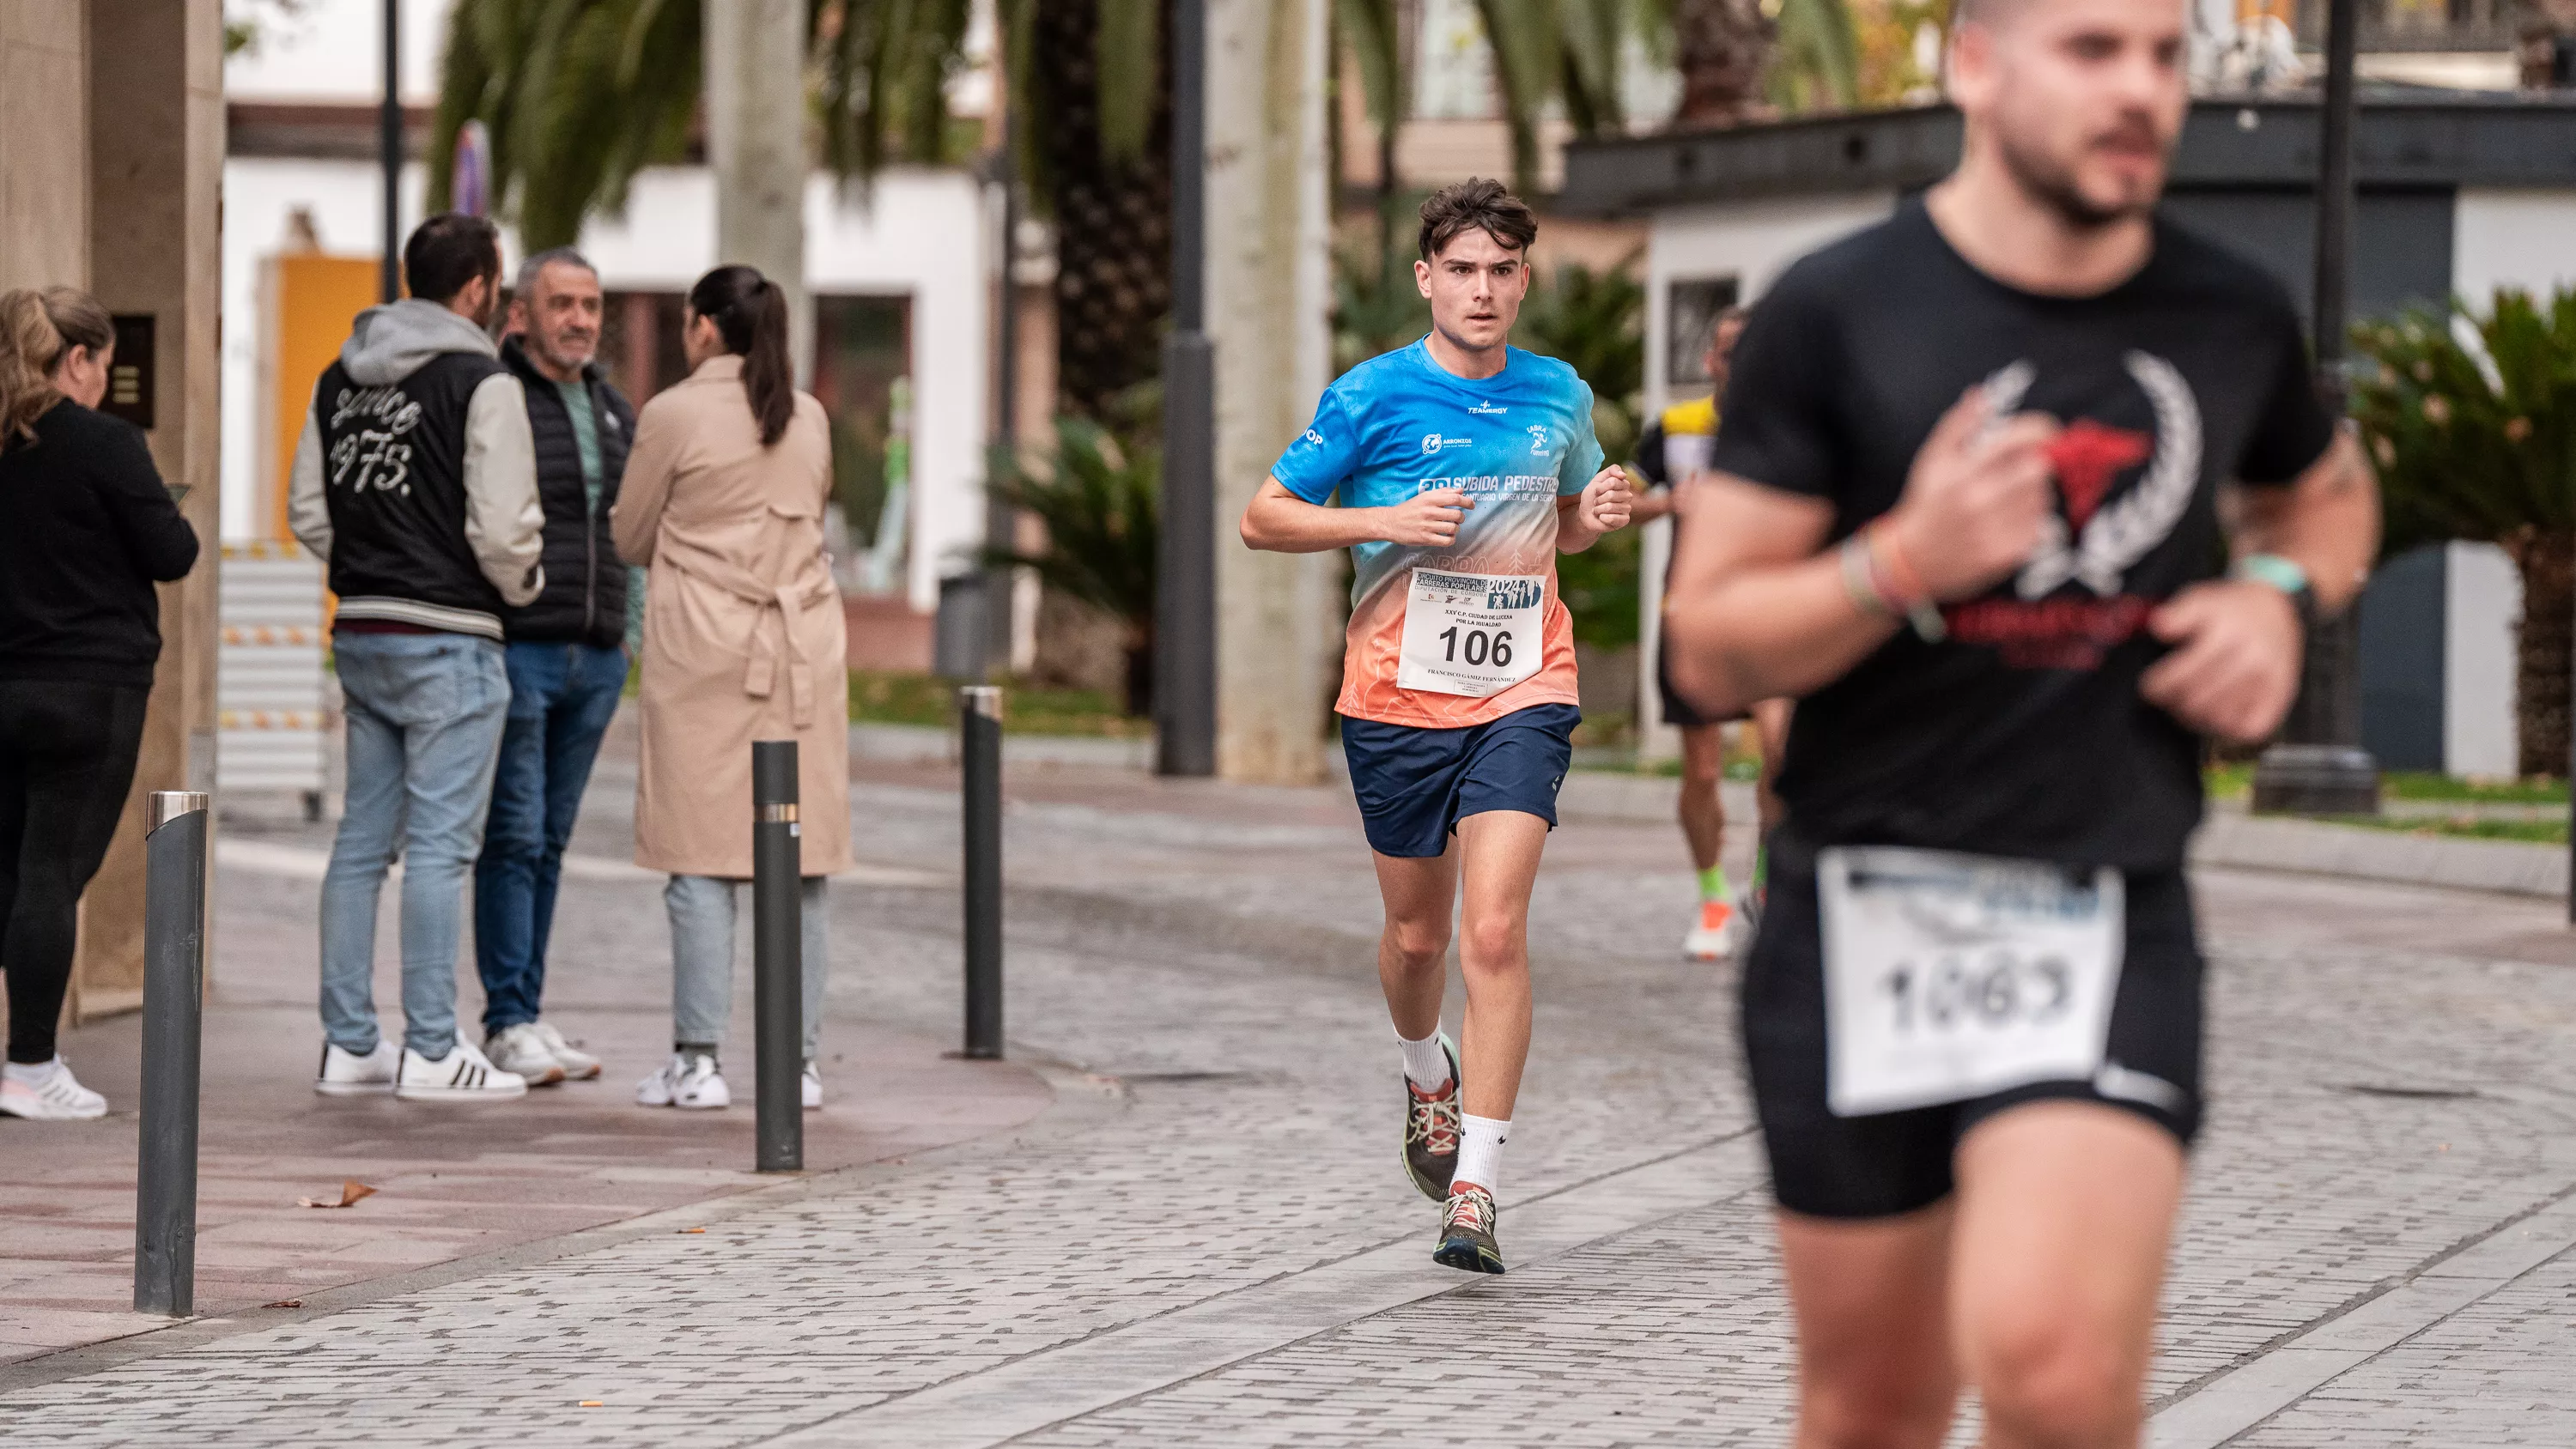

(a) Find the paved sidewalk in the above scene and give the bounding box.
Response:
[3,755,2574,1444]
[0,738,1050,1368]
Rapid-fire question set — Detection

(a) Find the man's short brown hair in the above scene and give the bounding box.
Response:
[1418,179,1539,260]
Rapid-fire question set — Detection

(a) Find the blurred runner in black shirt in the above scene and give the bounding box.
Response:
[1662,1,2379,1445]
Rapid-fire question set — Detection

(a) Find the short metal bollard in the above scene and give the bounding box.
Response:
[960,687,1004,1059]
[135,791,210,1317]
[750,741,804,1173]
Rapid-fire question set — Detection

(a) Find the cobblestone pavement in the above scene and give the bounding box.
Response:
[3,759,2573,1446]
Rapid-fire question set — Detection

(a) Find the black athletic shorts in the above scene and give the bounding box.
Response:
[1656,638,1744,731]
[1741,828,2205,1220]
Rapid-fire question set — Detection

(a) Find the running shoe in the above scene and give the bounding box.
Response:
[1402,1034,1462,1201]
[802,1060,823,1110]
[1683,897,1741,962]
[1433,1182,1505,1275]
[532,1020,603,1080]
[1737,883,1766,945]
[0,1057,108,1120]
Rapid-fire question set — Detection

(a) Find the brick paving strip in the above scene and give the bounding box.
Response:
[3,755,2574,1444]
[2150,1188,2576,1447]
[767,1135,1767,1447]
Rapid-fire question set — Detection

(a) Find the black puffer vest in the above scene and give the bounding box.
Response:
[499,337,636,646]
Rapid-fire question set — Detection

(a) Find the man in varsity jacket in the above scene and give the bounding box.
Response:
[287,212,547,1103]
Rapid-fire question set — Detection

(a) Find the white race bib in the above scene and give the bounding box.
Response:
[1818,846,2123,1118]
[1395,569,1547,698]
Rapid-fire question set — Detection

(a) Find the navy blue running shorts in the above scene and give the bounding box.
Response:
[1339,703,1581,859]
[1743,828,2205,1221]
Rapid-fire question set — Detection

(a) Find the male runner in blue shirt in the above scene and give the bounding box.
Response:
[1242,179,1633,1272]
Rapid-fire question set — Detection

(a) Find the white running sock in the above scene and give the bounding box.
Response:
[1455,1114,1509,1196]
[1396,1028,1453,1090]
[4,1058,64,1086]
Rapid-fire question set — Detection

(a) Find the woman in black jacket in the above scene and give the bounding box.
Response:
[0,287,198,1120]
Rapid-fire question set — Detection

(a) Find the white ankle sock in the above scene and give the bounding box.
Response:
[4,1058,64,1086]
[1396,1028,1452,1090]
[1455,1114,1509,1196]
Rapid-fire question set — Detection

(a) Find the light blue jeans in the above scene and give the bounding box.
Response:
[665,874,829,1060]
[319,632,511,1060]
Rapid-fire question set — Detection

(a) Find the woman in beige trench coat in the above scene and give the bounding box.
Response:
[611,264,850,1113]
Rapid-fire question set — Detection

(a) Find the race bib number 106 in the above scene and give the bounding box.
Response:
[1817,846,2123,1118]
[1396,569,1546,698]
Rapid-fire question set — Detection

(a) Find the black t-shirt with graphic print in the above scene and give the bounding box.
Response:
[1706,197,2336,871]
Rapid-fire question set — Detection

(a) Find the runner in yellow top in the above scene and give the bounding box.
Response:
[1631,307,1789,962]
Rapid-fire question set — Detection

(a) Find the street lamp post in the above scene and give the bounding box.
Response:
[987,115,1024,676]
[379,0,401,302]
[2249,0,2380,816]
[1155,0,1218,777]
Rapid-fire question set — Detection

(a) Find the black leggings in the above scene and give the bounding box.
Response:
[0,680,149,1064]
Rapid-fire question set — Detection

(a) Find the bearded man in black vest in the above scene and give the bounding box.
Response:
[289,213,546,1103]
[471,246,639,1089]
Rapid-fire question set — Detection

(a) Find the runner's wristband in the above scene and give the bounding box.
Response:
[2232,553,2311,601]
[1862,524,1947,642]
[1838,535,1895,617]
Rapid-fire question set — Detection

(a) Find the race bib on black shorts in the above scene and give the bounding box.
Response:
[1817,846,2123,1117]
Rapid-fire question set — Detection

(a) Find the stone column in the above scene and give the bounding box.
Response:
[0,5,90,291]
[70,0,227,1017]
[1207,0,1339,785]
[704,0,813,379]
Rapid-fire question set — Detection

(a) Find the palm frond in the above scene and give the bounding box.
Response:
[1093,0,1162,166]
[1336,0,1406,139]
[1767,0,1859,112]
[985,418,1160,632]
[1470,0,1560,197]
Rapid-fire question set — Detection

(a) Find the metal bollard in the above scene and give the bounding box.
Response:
[960,687,1004,1058]
[750,741,804,1173]
[134,791,210,1317]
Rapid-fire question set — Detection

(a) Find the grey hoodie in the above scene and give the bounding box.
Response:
[286,299,544,621]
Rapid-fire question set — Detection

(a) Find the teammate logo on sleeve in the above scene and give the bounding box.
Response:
[1242,179,1632,1274]
[1662,1,2380,1444]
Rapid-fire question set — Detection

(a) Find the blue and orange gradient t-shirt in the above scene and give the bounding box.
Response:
[1271,338,1605,729]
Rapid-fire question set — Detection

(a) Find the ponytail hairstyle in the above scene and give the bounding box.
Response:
[1,287,113,446]
[688,265,794,447]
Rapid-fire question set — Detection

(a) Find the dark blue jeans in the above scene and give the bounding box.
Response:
[472,641,627,1034]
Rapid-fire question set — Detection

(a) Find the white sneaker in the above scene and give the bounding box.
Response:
[0,1058,108,1120]
[531,1020,602,1080]
[802,1061,823,1110]
[1682,897,1741,963]
[483,1023,568,1086]
[314,1040,400,1096]
[393,1041,528,1102]
[635,1052,729,1110]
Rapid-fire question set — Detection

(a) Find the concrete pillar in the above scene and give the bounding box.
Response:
[0,4,91,290]
[70,0,226,1018]
[704,0,813,380]
[1207,0,1339,785]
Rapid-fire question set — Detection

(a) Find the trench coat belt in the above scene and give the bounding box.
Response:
[661,543,839,728]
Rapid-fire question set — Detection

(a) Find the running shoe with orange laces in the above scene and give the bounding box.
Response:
[1434,1181,1504,1274]
[1402,1034,1462,1201]
[1683,896,1748,962]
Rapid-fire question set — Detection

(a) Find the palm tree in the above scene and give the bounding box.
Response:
[2350,287,2576,777]
[1668,0,1856,126]
[1024,0,1173,422]
[430,0,1167,423]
